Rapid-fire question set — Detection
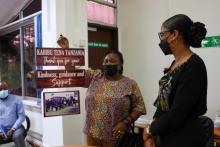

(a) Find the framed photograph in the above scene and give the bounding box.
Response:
[43,91,80,117]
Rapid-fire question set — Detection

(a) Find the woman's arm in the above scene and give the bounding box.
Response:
[112,80,146,136]
[125,80,147,123]
[83,69,101,88]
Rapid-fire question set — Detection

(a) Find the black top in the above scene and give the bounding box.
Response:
[150,54,207,147]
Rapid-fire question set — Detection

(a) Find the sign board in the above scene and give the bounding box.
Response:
[202,36,220,47]
[88,42,109,48]
[36,70,85,88]
[36,48,85,66]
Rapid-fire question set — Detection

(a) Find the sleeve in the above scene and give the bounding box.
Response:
[130,80,147,115]
[84,69,101,88]
[12,99,26,130]
[150,61,207,135]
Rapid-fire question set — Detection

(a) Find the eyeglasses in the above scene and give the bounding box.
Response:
[158,30,171,40]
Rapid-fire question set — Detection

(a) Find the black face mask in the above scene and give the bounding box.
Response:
[159,39,172,55]
[103,65,118,76]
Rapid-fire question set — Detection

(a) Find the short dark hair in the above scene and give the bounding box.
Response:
[105,50,124,74]
[163,14,207,47]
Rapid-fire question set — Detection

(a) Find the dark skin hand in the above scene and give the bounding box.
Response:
[112,121,127,138]
[112,110,141,138]
[0,129,14,141]
[7,128,14,139]
[0,132,5,140]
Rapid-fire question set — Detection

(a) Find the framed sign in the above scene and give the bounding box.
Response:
[36,69,85,88]
[43,91,80,117]
[36,48,85,66]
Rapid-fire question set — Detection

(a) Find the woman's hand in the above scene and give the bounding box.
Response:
[143,125,151,141]
[112,121,127,138]
[143,126,156,147]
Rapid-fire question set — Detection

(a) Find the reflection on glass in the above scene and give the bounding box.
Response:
[23,25,36,97]
[103,0,114,3]
[0,30,22,95]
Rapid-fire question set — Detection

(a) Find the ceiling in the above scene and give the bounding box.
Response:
[0,0,31,27]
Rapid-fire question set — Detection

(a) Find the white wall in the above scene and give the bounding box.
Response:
[118,0,171,118]
[118,0,220,119]
[24,104,42,135]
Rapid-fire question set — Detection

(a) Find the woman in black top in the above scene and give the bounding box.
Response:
[149,14,207,147]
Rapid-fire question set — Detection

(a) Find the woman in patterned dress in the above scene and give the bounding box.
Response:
[83,51,146,147]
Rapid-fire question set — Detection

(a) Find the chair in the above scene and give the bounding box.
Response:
[0,115,31,145]
[199,116,214,147]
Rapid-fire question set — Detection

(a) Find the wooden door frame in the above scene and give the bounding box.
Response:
[88,23,118,51]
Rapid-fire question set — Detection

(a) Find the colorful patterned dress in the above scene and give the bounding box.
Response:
[83,70,146,142]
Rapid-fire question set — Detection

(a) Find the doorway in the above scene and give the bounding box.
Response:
[88,25,118,70]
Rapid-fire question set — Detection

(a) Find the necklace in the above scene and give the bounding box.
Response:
[171,53,193,72]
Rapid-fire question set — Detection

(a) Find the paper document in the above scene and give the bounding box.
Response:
[0,125,8,138]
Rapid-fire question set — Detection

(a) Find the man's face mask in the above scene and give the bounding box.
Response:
[0,90,9,99]
[103,65,118,77]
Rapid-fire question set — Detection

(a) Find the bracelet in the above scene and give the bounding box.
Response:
[122,116,133,125]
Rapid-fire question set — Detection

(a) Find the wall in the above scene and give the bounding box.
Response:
[118,0,170,118]
[41,0,88,146]
[23,101,42,146]
[118,0,220,119]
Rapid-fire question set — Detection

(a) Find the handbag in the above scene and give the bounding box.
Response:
[115,123,144,147]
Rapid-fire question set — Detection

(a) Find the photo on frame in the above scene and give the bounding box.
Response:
[43,91,80,117]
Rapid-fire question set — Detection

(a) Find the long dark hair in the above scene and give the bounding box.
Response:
[163,14,207,47]
[105,50,124,74]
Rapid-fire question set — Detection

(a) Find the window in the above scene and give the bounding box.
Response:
[87,0,117,26]
[0,0,41,99]
[0,24,38,97]
[23,25,36,97]
[0,30,22,95]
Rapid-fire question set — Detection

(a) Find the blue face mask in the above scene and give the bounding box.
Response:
[0,90,9,99]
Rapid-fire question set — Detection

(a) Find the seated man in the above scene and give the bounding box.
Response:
[0,81,26,147]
